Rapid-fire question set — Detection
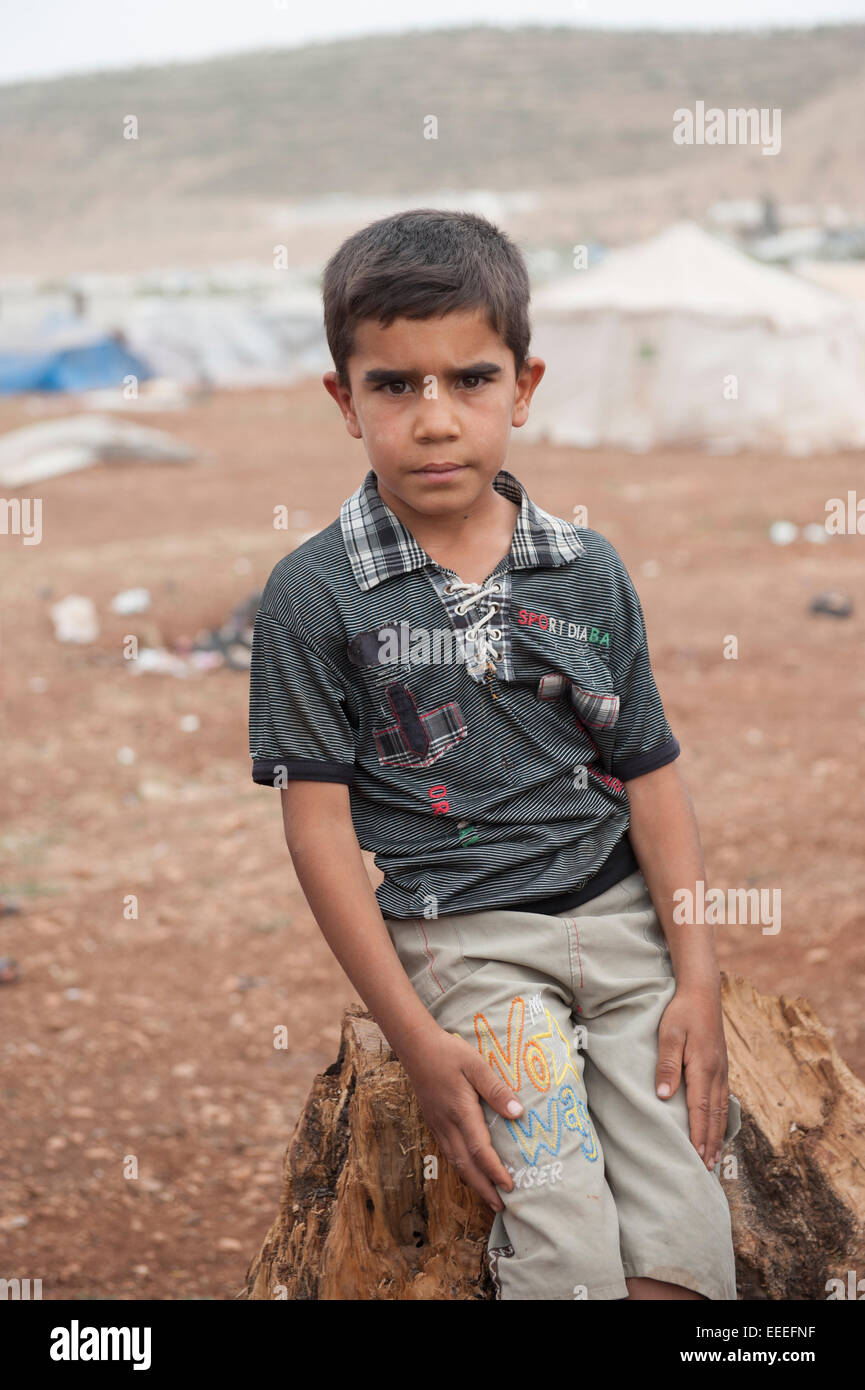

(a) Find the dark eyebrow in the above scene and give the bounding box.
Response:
[363,361,503,384]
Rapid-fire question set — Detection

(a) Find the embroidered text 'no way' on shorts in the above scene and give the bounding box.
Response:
[384,869,742,1301]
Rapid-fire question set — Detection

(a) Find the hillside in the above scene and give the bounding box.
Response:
[1,23,864,273]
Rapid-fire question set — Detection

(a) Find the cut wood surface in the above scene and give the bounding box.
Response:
[721,975,865,1300]
[240,974,865,1301]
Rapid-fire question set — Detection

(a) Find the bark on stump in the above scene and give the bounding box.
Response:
[240,973,865,1300]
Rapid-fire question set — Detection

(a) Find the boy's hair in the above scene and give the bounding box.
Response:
[321,207,532,393]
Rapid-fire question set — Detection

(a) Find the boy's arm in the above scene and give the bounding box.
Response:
[280,780,442,1057]
[625,761,729,1172]
[278,778,523,1210]
[625,761,719,988]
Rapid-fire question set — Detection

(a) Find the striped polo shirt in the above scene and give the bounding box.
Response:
[249,467,680,920]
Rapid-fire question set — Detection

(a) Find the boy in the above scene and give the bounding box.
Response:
[249,208,741,1301]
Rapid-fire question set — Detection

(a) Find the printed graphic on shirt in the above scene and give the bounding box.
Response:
[348,620,470,769]
[517,608,611,649]
[373,683,467,769]
[346,622,416,717]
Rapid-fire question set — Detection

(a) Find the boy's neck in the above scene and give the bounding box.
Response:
[377,478,520,587]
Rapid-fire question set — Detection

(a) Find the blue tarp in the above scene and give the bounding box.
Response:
[0,338,155,394]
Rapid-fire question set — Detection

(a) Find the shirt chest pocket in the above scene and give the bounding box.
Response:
[347,625,468,769]
[537,652,620,731]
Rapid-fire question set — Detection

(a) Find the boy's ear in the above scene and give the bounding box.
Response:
[322,371,362,439]
[512,357,546,427]
[321,370,345,405]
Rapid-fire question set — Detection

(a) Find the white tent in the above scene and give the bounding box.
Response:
[525,221,865,454]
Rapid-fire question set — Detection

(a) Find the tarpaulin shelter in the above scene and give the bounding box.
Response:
[0,330,154,394]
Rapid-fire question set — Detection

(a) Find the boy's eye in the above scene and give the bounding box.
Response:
[376,374,491,395]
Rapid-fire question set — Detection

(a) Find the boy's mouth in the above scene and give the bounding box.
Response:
[415,462,468,479]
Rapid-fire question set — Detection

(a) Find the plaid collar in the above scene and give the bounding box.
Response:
[340,467,586,592]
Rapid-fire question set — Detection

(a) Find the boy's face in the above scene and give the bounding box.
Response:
[322,307,544,522]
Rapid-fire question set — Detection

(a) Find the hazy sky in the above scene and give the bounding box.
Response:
[3,0,865,84]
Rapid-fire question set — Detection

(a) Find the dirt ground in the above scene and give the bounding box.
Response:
[1,379,863,1300]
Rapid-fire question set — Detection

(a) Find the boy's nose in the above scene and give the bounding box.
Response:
[413,396,461,434]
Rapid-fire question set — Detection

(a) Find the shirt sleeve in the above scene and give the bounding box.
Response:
[606,545,680,782]
[248,605,358,787]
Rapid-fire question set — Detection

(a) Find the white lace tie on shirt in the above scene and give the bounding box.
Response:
[445,578,503,678]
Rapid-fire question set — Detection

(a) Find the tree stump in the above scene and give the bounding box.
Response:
[239,973,865,1300]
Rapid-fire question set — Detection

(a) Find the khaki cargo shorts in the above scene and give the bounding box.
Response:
[384,869,742,1301]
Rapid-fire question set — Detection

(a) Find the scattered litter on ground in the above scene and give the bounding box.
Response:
[0,958,19,984]
[126,591,261,676]
[110,587,151,615]
[802,523,829,544]
[135,780,174,801]
[190,590,261,668]
[46,580,262,675]
[50,595,99,644]
[0,415,195,488]
[129,648,191,677]
[810,591,853,618]
[186,649,224,671]
[178,715,200,732]
[769,520,798,545]
[116,746,136,764]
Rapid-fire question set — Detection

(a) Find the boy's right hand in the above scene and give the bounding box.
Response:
[398,1026,523,1212]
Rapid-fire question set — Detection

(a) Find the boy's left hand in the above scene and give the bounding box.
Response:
[655,981,730,1170]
